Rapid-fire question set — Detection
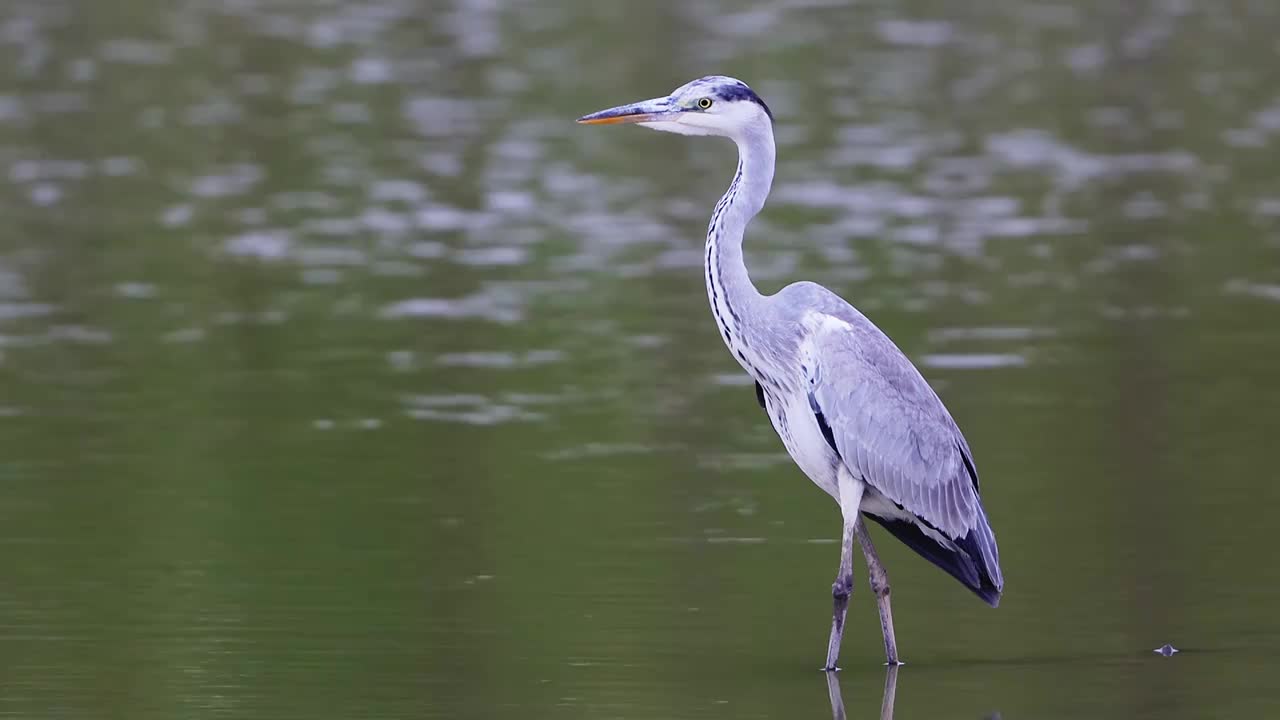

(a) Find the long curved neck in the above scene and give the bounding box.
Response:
[705,122,776,353]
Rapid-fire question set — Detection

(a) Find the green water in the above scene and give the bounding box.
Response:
[2,1,1280,717]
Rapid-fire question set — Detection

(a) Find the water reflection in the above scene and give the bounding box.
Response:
[826,671,848,720]
[828,665,1009,720]
[826,666,900,720]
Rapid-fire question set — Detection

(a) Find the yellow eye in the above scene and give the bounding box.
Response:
[698,97,713,109]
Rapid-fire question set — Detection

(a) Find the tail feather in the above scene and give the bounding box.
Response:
[864,507,1003,607]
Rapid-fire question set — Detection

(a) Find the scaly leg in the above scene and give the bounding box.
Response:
[824,468,865,671]
[853,516,901,665]
[822,519,856,671]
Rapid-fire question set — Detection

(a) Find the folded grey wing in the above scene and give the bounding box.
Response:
[804,320,982,541]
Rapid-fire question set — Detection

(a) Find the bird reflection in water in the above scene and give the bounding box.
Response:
[825,667,1000,720]
[826,665,898,720]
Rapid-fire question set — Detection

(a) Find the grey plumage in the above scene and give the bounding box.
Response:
[799,284,1003,604]
[579,75,1003,668]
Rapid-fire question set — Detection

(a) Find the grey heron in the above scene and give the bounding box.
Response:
[578,76,1003,669]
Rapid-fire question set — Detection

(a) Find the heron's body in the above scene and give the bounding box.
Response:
[579,76,1002,668]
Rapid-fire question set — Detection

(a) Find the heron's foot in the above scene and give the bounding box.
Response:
[884,659,905,667]
[821,664,840,673]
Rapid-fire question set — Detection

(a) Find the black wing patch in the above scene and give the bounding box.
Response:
[863,512,1001,607]
[958,441,980,492]
[808,392,839,455]
[754,381,766,409]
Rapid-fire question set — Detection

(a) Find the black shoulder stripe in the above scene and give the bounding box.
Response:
[808,392,839,455]
[754,381,766,409]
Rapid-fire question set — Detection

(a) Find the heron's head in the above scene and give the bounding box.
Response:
[577,75,773,140]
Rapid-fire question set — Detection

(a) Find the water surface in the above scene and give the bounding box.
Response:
[2,1,1280,718]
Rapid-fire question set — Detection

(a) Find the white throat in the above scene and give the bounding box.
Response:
[702,116,777,375]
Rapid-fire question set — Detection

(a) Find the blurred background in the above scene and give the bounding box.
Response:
[2,0,1279,718]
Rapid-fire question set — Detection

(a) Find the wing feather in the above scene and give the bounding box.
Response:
[803,313,982,541]
[803,308,1003,601]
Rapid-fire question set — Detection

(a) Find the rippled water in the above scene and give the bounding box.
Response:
[2,1,1280,718]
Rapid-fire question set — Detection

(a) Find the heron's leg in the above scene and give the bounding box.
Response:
[822,519,856,671]
[853,516,901,665]
[824,468,864,672]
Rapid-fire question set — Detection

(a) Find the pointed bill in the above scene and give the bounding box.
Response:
[577,97,677,125]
